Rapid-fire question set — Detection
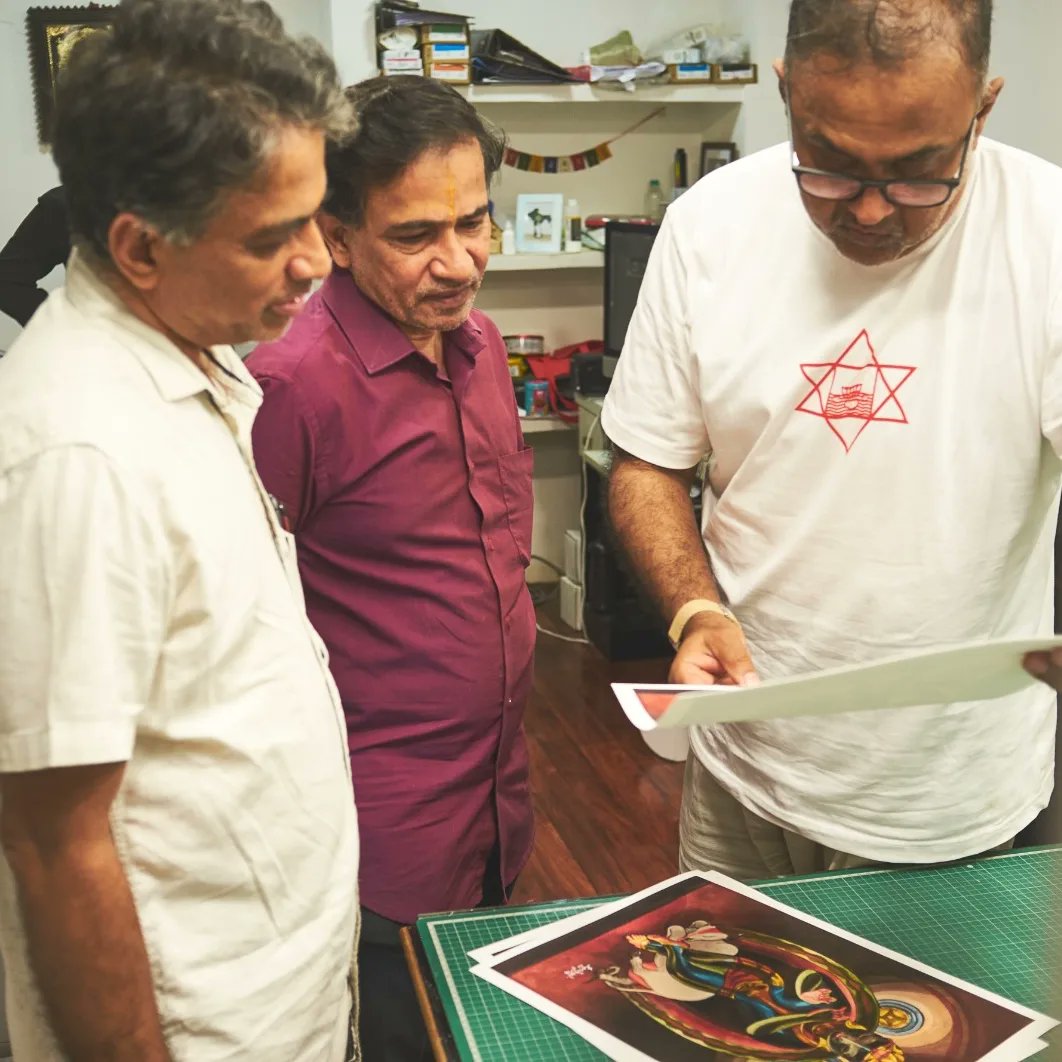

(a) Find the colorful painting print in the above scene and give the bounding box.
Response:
[476,874,1053,1062]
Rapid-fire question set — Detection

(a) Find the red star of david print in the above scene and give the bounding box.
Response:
[795,330,916,452]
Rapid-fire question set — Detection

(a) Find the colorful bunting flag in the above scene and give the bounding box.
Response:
[502,106,664,175]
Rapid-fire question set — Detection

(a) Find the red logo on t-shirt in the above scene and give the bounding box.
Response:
[795,330,915,452]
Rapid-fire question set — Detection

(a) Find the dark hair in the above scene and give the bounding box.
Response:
[53,0,353,261]
[323,75,506,227]
[785,0,993,81]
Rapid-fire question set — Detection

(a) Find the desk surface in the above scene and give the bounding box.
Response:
[411,845,1062,1061]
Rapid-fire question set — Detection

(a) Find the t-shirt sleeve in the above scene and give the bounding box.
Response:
[250,373,319,531]
[0,446,169,772]
[600,212,710,469]
[1042,285,1062,458]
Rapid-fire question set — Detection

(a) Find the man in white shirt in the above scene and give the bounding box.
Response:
[603,0,1062,880]
[0,2,359,1059]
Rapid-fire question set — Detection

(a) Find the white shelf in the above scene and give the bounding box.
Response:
[520,416,577,435]
[488,251,604,273]
[456,83,746,105]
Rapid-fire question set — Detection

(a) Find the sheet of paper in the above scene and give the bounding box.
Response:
[472,871,1057,1062]
[612,634,1062,730]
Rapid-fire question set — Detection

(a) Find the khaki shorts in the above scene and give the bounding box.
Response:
[678,752,1013,881]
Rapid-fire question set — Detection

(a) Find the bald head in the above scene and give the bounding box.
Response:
[785,0,993,85]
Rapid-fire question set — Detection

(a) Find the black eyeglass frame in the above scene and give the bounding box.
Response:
[786,105,978,209]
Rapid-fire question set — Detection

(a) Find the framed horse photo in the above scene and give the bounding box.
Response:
[514,193,564,255]
[26,5,116,146]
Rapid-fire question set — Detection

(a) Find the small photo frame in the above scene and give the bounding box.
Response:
[514,192,564,254]
[26,5,116,146]
[699,141,739,179]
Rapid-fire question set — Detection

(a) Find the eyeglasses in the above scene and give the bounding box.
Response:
[787,108,977,209]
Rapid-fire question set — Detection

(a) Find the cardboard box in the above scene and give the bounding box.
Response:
[564,528,583,585]
[559,576,584,632]
[419,24,469,45]
[712,62,758,84]
[667,62,714,84]
[423,42,470,62]
[426,61,471,84]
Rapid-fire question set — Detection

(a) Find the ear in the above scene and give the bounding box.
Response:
[975,76,1005,135]
[107,212,164,292]
[316,211,355,270]
[772,58,787,105]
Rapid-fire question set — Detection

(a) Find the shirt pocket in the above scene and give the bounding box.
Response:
[497,447,534,568]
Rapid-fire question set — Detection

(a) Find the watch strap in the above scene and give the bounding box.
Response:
[668,598,738,649]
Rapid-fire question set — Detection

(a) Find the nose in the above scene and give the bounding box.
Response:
[431,227,478,283]
[847,186,896,228]
[288,218,332,283]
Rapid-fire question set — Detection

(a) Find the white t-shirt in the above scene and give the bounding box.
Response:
[603,137,1062,863]
[0,256,358,1061]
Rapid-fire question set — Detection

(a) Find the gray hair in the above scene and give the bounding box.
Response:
[323,75,506,228]
[785,0,993,82]
[52,0,353,260]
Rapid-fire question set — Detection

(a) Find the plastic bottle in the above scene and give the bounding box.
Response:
[672,147,689,201]
[501,219,516,255]
[564,198,582,253]
[644,179,665,222]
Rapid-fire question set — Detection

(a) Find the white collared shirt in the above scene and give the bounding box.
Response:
[0,254,358,1061]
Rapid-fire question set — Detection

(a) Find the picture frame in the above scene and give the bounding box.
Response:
[26,5,116,146]
[699,140,739,179]
[514,192,564,255]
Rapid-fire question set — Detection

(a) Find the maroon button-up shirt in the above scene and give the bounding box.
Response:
[247,269,535,923]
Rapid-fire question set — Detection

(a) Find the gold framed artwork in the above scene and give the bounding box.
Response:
[26,5,116,145]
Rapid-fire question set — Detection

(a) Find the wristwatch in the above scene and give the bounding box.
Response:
[668,599,738,649]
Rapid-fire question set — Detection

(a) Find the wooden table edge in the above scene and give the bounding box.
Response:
[400,924,454,1062]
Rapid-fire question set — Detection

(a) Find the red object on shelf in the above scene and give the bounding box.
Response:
[524,341,603,424]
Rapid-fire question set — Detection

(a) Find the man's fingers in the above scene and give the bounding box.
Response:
[678,622,759,687]
[707,625,759,687]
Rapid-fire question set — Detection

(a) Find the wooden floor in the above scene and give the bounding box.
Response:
[509,607,683,905]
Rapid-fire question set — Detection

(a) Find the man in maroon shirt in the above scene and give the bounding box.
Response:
[247,76,535,1061]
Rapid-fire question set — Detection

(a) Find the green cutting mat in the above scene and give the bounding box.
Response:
[417,845,1062,1061]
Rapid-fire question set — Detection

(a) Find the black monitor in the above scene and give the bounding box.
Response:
[603,220,660,379]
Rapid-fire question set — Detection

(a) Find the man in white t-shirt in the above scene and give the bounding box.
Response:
[0,2,360,1059]
[603,0,1062,880]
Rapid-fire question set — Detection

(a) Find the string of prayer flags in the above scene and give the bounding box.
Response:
[504,142,613,173]
[501,106,662,175]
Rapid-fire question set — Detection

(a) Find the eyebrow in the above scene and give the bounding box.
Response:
[804,130,954,168]
[385,203,490,236]
[245,214,315,244]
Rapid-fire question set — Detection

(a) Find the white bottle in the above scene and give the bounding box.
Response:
[501,219,516,255]
[564,198,582,253]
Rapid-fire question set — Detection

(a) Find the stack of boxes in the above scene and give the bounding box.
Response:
[560,529,584,632]
[662,46,757,85]
[379,22,470,83]
[420,24,470,84]
[380,46,424,77]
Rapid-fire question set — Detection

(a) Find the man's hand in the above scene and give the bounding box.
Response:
[669,612,760,687]
[0,763,169,1061]
[1023,648,1062,691]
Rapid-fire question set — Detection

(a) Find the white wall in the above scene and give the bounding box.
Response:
[0,0,98,352]
[4,0,1062,351]
[989,0,1062,166]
